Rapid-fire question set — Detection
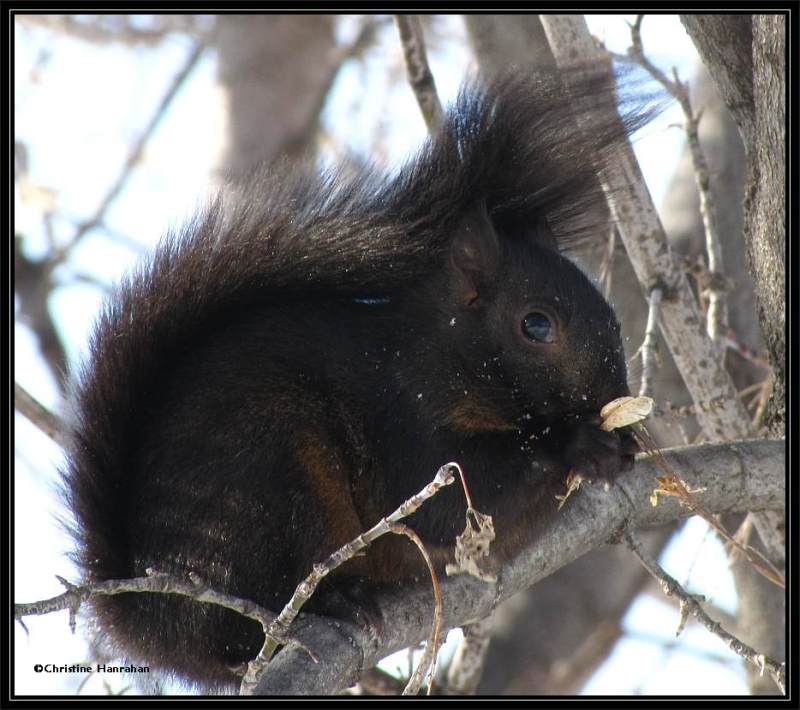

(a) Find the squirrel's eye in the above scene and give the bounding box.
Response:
[521,312,555,343]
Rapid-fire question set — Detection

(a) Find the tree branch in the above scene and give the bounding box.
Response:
[445,614,494,695]
[625,16,730,352]
[14,382,66,448]
[638,287,663,399]
[540,15,753,443]
[625,529,785,693]
[394,15,443,129]
[539,14,784,568]
[241,464,456,695]
[16,439,783,694]
[252,439,783,694]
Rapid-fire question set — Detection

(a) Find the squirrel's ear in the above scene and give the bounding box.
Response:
[449,208,500,307]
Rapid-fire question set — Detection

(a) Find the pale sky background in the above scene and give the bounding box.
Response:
[14,14,751,695]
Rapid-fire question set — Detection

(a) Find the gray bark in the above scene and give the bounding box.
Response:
[681,14,785,438]
[214,15,338,177]
[463,15,555,75]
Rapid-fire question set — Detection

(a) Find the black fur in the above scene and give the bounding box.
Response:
[62,70,648,690]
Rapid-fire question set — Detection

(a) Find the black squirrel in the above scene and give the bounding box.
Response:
[63,71,646,690]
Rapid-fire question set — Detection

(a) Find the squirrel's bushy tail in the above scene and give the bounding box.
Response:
[62,68,655,588]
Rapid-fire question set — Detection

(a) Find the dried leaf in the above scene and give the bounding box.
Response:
[650,474,708,506]
[445,507,496,583]
[600,396,654,431]
[555,470,585,511]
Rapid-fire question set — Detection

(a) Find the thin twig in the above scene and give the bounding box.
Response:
[639,287,663,399]
[14,569,276,637]
[16,463,460,696]
[393,15,443,130]
[445,614,494,695]
[390,523,443,696]
[627,15,728,351]
[738,380,768,402]
[624,529,785,693]
[241,463,459,695]
[597,227,617,299]
[723,331,771,369]
[305,15,389,153]
[14,382,66,448]
[682,256,770,371]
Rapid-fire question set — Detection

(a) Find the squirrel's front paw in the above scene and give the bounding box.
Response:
[562,420,638,486]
